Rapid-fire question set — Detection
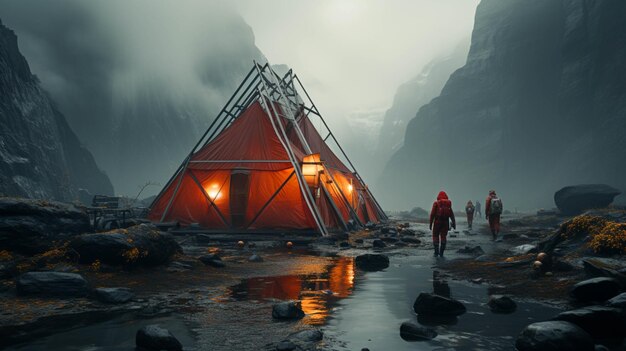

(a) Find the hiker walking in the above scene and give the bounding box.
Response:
[465,200,475,229]
[475,201,482,218]
[429,191,456,257]
[485,190,503,240]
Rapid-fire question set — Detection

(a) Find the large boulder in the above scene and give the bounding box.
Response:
[413,293,466,316]
[554,185,621,215]
[136,324,183,351]
[516,321,594,351]
[70,224,181,266]
[272,301,305,320]
[17,271,89,297]
[399,321,437,341]
[569,277,621,303]
[355,254,389,272]
[553,306,626,339]
[0,198,90,254]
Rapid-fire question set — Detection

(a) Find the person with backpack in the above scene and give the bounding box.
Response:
[485,190,503,240]
[429,191,456,257]
[465,200,475,229]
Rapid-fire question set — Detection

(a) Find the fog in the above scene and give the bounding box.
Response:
[0,0,478,202]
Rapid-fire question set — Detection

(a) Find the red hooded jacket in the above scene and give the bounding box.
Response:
[430,191,456,228]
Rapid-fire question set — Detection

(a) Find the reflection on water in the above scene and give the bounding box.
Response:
[228,256,355,325]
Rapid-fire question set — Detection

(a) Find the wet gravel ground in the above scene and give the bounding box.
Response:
[2,214,569,350]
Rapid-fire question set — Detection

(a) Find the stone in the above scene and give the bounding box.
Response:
[198,254,225,268]
[136,324,183,351]
[456,245,484,255]
[354,238,364,244]
[606,292,626,309]
[399,321,437,341]
[94,287,134,304]
[17,271,89,297]
[166,261,193,272]
[70,224,181,266]
[582,258,626,285]
[516,321,594,351]
[413,293,466,316]
[276,341,296,351]
[372,239,386,248]
[380,237,398,243]
[554,306,626,339]
[248,254,263,262]
[272,301,305,320]
[487,295,517,313]
[339,241,350,248]
[569,277,621,303]
[0,198,91,254]
[554,184,621,215]
[289,329,323,342]
[510,244,537,255]
[475,255,493,262]
[355,254,390,272]
[401,237,421,244]
[594,345,610,351]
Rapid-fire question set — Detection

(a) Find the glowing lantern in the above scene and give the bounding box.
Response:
[204,183,222,201]
[237,240,245,248]
[286,241,293,249]
[302,153,322,188]
[347,183,353,193]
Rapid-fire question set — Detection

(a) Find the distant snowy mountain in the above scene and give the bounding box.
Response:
[374,40,469,179]
[0,19,113,200]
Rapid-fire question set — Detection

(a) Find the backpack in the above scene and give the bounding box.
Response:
[466,205,475,214]
[490,197,503,215]
[436,199,453,219]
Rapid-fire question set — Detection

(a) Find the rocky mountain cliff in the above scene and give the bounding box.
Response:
[0,2,265,196]
[0,19,113,201]
[374,40,469,180]
[380,0,626,210]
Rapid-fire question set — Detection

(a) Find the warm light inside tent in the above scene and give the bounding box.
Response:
[302,153,322,188]
[204,183,222,201]
[347,184,353,193]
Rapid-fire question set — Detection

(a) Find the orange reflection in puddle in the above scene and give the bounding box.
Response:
[229,257,355,325]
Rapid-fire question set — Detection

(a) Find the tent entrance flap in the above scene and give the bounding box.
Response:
[230,170,250,228]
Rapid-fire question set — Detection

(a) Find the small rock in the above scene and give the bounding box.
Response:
[372,239,386,248]
[354,238,364,244]
[553,306,626,339]
[289,329,323,342]
[355,254,390,272]
[472,278,483,284]
[272,301,305,320]
[199,254,225,268]
[339,241,350,248]
[401,237,421,244]
[510,244,537,255]
[248,254,264,263]
[456,245,484,255]
[17,272,89,297]
[276,341,296,351]
[380,237,398,243]
[488,295,517,313]
[399,321,437,341]
[606,292,626,308]
[475,255,492,262]
[570,277,621,303]
[136,324,183,351]
[413,293,466,316]
[516,321,594,351]
[95,287,134,304]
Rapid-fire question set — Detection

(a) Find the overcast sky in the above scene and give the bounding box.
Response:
[236,0,479,136]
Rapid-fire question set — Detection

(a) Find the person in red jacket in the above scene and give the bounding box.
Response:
[485,190,503,240]
[429,191,456,257]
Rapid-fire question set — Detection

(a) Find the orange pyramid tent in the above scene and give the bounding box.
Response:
[148,62,386,235]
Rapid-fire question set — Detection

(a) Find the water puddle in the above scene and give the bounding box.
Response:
[323,254,563,350]
[226,256,356,325]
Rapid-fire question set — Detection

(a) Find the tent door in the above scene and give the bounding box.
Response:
[230,170,250,228]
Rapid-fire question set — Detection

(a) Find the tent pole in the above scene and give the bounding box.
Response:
[254,62,329,236]
[293,74,388,220]
[188,170,230,228]
[245,171,295,228]
[159,160,189,222]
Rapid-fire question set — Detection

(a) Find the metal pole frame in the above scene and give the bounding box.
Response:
[291,74,388,220]
[245,170,295,228]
